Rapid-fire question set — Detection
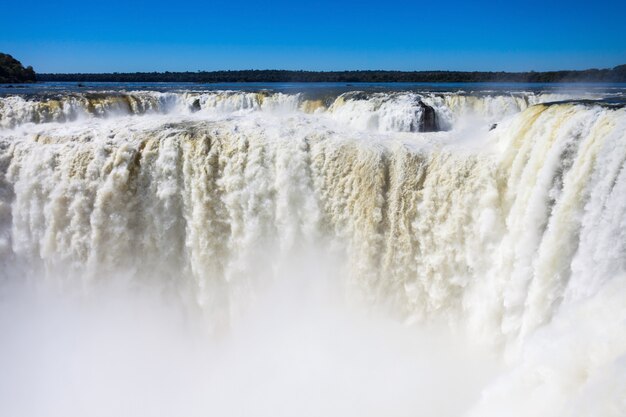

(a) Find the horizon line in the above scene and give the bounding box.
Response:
[37,65,626,75]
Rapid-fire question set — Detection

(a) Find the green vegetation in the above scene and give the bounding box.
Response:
[2,51,623,84]
[0,53,36,83]
[38,65,626,83]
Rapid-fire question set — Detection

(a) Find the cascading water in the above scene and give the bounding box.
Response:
[0,85,625,417]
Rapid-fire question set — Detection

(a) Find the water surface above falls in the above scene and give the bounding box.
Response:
[3,81,626,94]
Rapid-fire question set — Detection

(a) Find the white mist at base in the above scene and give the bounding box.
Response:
[0,270,500,417]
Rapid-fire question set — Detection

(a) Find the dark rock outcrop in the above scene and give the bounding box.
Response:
[414,101,438,132]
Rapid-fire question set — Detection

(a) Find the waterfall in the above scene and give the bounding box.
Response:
[0,89,624,417]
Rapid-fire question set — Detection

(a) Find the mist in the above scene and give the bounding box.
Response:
[0,264,500,417]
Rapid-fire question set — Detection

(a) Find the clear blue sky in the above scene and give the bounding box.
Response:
[2,0,625,73]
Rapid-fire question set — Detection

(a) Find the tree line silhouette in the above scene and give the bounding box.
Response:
[0,53,36,83]
[36,65,626,83]
[2,50,624,84]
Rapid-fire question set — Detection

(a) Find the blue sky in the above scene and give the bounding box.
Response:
[2,0,625,72]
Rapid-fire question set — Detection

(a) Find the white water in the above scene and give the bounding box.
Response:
[0,90,625,417]
[0,89,602,130]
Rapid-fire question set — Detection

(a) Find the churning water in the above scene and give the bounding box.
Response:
[1,83,625,417]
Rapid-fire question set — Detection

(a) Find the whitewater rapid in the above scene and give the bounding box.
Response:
[0,88,625,417]
[0,89,605,131]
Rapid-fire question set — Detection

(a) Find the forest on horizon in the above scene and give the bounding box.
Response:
[1,52,625,84]
[37,65,626,83]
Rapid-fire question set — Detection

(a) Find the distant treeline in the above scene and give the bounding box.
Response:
[0,53,36,83]
[37,65,626,83]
